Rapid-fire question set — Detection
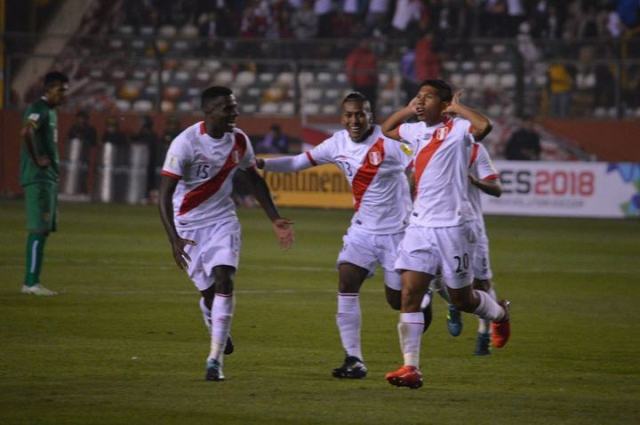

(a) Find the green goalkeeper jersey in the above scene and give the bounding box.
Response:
[20,97,60,186]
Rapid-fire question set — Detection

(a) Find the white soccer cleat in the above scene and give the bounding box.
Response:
[21,284,58,296]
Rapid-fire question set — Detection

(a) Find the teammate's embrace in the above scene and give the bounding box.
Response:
[381,80,511,389]
[257,92,431,379]
[159,86,293,381]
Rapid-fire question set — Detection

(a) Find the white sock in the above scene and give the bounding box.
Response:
[336,293,362,360]
[478,288,497,333]
[208,293,234,362]
[398,312,424,367]
[473,290,505,322]
[199,297,211,331]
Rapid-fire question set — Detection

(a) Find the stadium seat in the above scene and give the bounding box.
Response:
[461,61,476,72]
[164,86,182,101]
[482,73,499,89]
[181,24,198,38]
[214,70,234,86]
[195,71,211,84]
[177,101,193,112]
[131,39,146,51]
[258,73,275,84]
[247,87,262,98]
[299,71,314,85]
[593,107,607,118]
[336,72,347,84]
[443,61,458,72]
[497,61,513,73]
[380,88,395,102]
[173,39,191,52]
[260,102,279,114]
[451,73,464,87]
[236,71,256,87]
[280,102,295,115]
[325,88,340,100]
[161,100,175,112]
[242,103,258,113]
[276,72,294,86]
[159,25,177,38]
[316,72,333,84]
[302,103,320,114]
[492,43,507,54]
[133,99,153,112]
[304,88,323,101]
[487,104,502,116]
[479,61,493,72]
[182,59,201,71]
[203,59,222,71]
[499,74,516,89]
[115,99,131,112]
[576,72,596,89]
[322,104,338,115]
[118,25,134,36]
[139,26,154,36]
[464,73,481,88]
[174,70,190,83]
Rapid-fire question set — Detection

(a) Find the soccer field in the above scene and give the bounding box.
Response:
[0,200,638,425]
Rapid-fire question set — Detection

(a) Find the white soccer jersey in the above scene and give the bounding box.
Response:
[468,142,499,224]
[307,125,412,234]
[399,117,474,227]
[161,122,255,230]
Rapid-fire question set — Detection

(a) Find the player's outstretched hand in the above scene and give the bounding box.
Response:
[272,218,294,250]
[443,91,463,116]
[170,237,196,270]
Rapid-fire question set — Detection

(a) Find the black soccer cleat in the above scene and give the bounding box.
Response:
[224,335,234,355]
[474,332,491,356]
[332,355,368,379]
[205,358,225,381]
[422,301,433,333]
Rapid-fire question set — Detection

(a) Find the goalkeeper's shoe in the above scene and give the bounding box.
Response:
[385,365,423,389]
[332,356,368,379]
[474,332,491,356]
[21,284,57,296]
[446,304,463,337]
[205,358,225,381]
[491,300,511,348]
[224,335,234,355]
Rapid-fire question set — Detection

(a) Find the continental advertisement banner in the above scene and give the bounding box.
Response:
[260,159,353,209]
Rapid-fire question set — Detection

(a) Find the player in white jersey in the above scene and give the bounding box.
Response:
[158,86,294,382]
[381,80,510,389]
[438,142,503,355]
[256,92,431,379]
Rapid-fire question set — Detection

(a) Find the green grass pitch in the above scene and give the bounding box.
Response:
[1,200,639,425]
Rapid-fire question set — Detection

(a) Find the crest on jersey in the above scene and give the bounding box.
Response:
[368,151,382,166]
[232,149,240,164]
[435,127,449,141]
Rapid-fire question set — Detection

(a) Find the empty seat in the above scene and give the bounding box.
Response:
[464,73,481,87]
[304,88,323,101]
[203,59,221,71]
[316,72,333,84]
[299,71,314,85]
[181,24,198,38]
[161,100,175,112]
[450,73,464,87]
[174,70,190,83]
[195,71,211,84]
[242,103,258,113]
[214,70,234,85]
[461,61,476,72]
[115,99,131,111]
[499,74,516,88]
[159,25,177,38]
[325,88,340,100]
[479,61,493,72]
[177,101,193,112]
[443,61,458,72]
[133,99,153,112]
[322,104,338,115]
[302,103,320,114]
[182,59,201,71]
[482,73,499,88]
[280,102,295,115]
[258,73,275,84]
[260,102,279,114]
[276,72,295,85]
[336,72,347,84]
[236,71,256,87]
[139,26,154,36]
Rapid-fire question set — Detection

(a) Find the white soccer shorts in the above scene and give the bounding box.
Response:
[178,219,241,291]
[470,219,492,281]
[337,226,403,291]
[394,222,476,289]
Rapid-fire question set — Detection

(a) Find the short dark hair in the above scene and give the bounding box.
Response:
[341,91,369,105]
[44,71,69,88]
[201,86,233,110]
[418,79,453,102]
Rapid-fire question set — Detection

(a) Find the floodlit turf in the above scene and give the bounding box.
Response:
[1,200,639,425]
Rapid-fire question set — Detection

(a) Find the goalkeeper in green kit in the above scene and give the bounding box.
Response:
[20,71,69,296]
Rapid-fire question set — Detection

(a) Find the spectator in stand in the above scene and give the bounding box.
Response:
[256,124,289,154]
[400,45,419,105]
[345,40,379,115]
[67,111,97,195]
[240,0,272,38]
[504,116,542,161]
[547,61,573,117]
[314,0,336,37]
[366,0,391,35]
[292,0,318,42]
[415,31,441,82]
[271,0,294,39]
[506,0,526,37]
[481,0,508,37]
[391,0,424,37]
[132,116,159,200]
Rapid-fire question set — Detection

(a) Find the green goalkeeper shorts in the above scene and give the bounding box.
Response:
[24,181,58,233]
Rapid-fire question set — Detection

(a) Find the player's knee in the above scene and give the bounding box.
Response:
[450,292,476,313]
[472,279,491,292]
[213,266,235,295]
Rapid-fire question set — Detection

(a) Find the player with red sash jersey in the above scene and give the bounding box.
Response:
[257,92,431,379]
[381,80,510,389]
[159,86,294,382]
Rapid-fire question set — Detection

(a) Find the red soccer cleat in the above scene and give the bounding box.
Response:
[491,300,511,348]
[385,365,423,389]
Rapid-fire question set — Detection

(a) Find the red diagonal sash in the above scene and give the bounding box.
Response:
[414,119,453,192]
[178,133,247,216]
[352,138,385,211]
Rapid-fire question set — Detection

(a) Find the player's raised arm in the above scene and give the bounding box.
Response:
[443,92,493,141]
[241,167,294,249]
[158,175,196,270]
[381,97,422,141]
